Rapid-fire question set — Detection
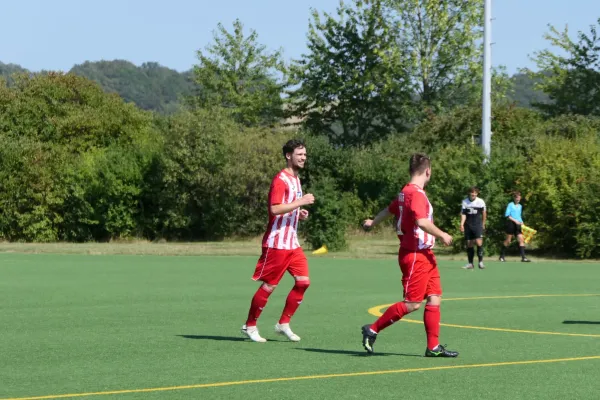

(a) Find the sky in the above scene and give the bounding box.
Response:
[1,0,598,74]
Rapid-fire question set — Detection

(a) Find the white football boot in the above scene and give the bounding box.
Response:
[241,324,267,342]
[274,323,301,342]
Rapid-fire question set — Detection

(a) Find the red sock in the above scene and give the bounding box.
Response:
[245,286,273,327]
[424,304,441,350]
[370,302,409,333]
[278,280,310,324]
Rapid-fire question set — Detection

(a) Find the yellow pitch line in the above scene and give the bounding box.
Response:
[397,319,600,338]
[4,356,600,400]
[367,294,600,317]
[367,294,600,338]
[442,294,600,302]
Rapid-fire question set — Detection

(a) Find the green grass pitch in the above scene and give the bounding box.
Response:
[1,253,599,399]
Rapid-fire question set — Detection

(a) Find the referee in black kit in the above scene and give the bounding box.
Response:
[460,187,486,270]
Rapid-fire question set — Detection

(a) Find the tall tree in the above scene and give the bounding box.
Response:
[192,19,286,127]
[385,0,484,109]
[287,0,412,146]
[529,18,600,117]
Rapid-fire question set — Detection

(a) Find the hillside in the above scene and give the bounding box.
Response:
[0,62,29,85]
[69,60,195,113]
[509,72,551,108]
[2,60,549,113]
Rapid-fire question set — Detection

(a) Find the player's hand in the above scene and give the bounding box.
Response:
[460,225,464,233]
[299,209,309,220]
[439,232,453,246]
[301,193,315,206]
[362,219,375,231]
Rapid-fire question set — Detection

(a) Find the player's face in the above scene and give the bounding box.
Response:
[469,191,478,201]
[424,166,432,185]
[288,147,307,170]
[514,194,521,204]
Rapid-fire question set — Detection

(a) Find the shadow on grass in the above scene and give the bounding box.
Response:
[177,334,282,342]
[296,348,421,357]
[562,321,600,325]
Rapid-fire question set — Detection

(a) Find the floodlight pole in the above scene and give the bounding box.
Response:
[482,0,492,162]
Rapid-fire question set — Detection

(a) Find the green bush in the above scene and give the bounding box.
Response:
[0,73,160,242]
[0,137,70,241]
[520,132,600,257]
[74,146,150,241]
[0,73,153,151]
[477,142,527,254]
[3,70,600,261]
[401,105,536,254]
[153,109,291,240]
[542,114,600,139]
[425,145,486,247]
[301,176,362,251]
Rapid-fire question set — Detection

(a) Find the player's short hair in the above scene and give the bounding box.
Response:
[469,186,480,194]
[409,153,431,176]
[513,191,521,197]
[282,139,305,159]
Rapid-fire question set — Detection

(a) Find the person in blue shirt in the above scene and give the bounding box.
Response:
[499,191,530,262]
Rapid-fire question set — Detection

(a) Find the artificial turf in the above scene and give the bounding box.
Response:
[1,253,599,399]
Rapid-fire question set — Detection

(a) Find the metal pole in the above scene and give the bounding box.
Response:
[482,0,492,161]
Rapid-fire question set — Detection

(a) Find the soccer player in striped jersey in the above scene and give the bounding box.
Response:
[241,139,315,343]
[360,153,458,358]
[460,187,487,270]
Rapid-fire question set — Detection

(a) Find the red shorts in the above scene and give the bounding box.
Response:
[399,248,442,302]
[252,247,309,285]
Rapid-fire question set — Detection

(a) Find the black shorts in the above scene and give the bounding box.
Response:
[505,220,522,235]
[464,225,483,241]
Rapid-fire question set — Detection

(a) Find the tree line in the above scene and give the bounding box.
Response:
[0,1,599,258]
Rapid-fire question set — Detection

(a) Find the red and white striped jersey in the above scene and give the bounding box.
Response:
[387,183,435,251]
[261,170,302,250]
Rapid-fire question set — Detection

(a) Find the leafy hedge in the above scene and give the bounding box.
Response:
[1,73,599,258]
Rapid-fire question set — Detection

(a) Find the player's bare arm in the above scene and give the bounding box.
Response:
[460,214,466,232]
[482,209,487,229]
[416,218,453,246]
[362,208,393,231]
[270,194,315,215]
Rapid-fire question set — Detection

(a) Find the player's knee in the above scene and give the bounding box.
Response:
[261,283,276,293]
[294,278,310,290]
[427,295,441,306]
[405,302,421,312]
